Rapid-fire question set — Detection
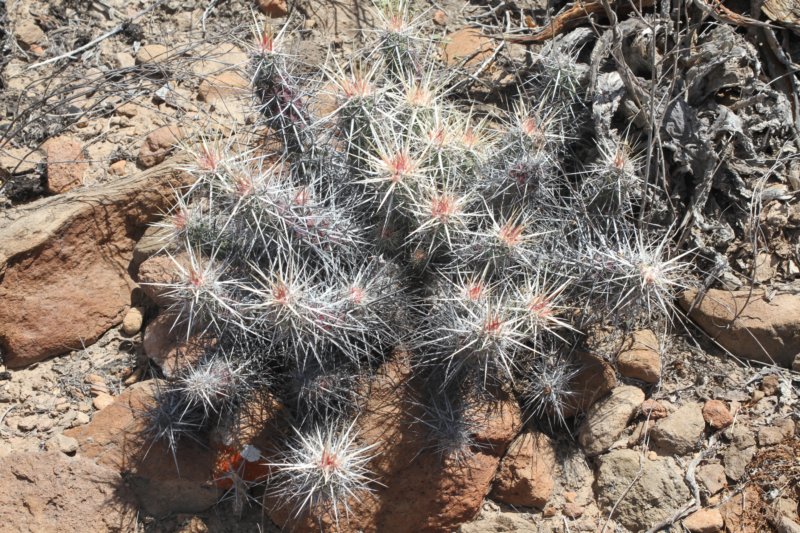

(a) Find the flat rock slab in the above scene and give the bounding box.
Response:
[65,380,219,517]
[595,449,690,531]
[0,451,137,532]
[680,289,800,367]
[0,157,192,368]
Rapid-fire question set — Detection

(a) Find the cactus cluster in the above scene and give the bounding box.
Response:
[145,1,694,523]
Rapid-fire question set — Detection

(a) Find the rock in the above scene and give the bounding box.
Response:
[17,415,39,432]
[0,158,193,368]
[256,0,289,17]
[0,451,137,530]
[617,330,661,383]
[442,28,494,68]
[761,374,781,396]
[74,411,91,426]
[650,402,705,456]
[679,289,800,367]
[114,52,135,69]
[93,392,115,410]
[563,350,618,417]
[138,125,186,168]
[697,463,727,495]
[578,385,644,456]
[143,313,213,377]
[562,503,585,519]
[132,225,175,270]
[595,449,690,531]
[65,381,220,516]
[14,20,45,49]
[135,44,170,65]
[109,160,128,176]
[492,431,556,508]
[269,360,522,532]
[45,433,79,455]
[722,426,756,480]
[42,136,87,193]
[720,486,764,533]
[793,354,800,372]
[639,399,669,419]
[191,43,248,77]
[433,10,448,26]
[197,71,250,103]
[758,419,794,446]
[122,306,144,335]
[683,508,724,532]
[137,252,189,306]
[461,511,539,532]
[702,400,733,430]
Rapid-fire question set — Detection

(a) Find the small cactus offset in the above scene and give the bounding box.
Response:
[144,1,696,524]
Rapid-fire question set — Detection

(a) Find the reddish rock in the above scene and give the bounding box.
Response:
[433,10,448,26]
[0,451,137,531]
[492,431,556,508]
[256,0,289,17]
[143,313,213,377]
[562,350,618,417]
[617,330,661,383]
[719,486,763,533]
[109,160,128,176]
[138,125,186,168]
[197,71,250,103]
[680,289,800,367]
[137,252,189,306]
[65,381,220,516]
[0,159,193,368]
[269,360,522,532]
[683,508,724,532]
[42,136,87,193]
[639,399,669,419]
[442,28,494,67]
[703,400,733,430]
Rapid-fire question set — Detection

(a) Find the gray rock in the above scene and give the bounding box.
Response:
[595,449,690,531]
[722,426,756,480]
[578,385,644,456]
[650,402,705,455]
[696,463,727,495]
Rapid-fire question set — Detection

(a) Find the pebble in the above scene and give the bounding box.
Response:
[92,393,114,411]
[640,399,668,419]
[46,434,79,455]
[433,10,448,26]
[682,508,724,533]
[562,502,585,519]
[761,375,781,396]
[122,307,144,335]
[17,415,39,432]
[74,412,90,426]
[702,400,733,430]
